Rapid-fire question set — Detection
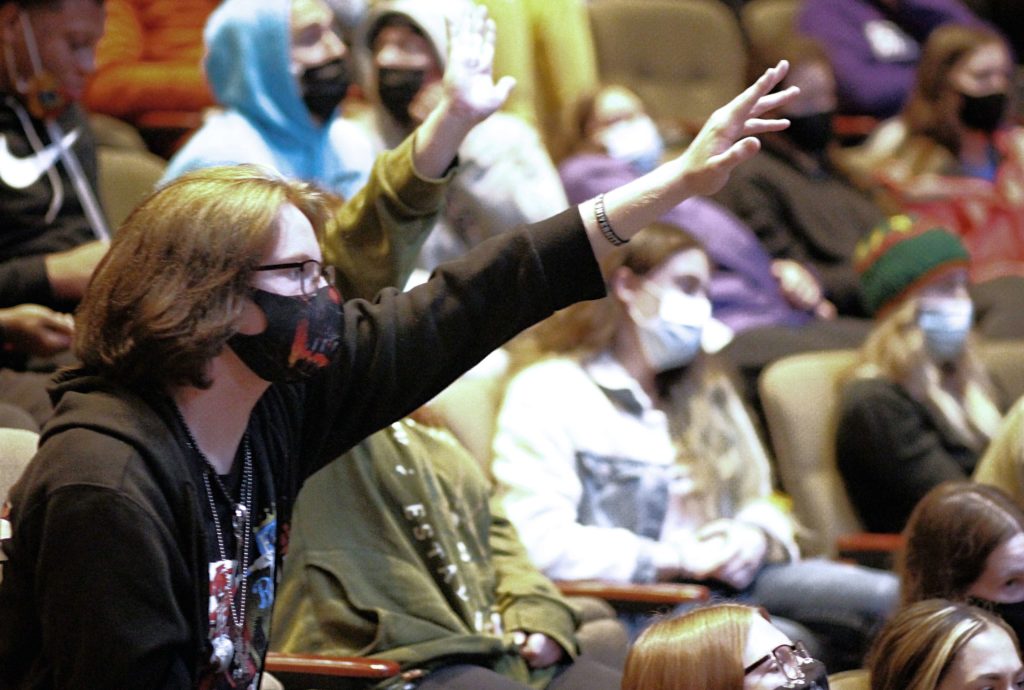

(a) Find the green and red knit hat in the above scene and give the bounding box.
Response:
[855,214,971,316]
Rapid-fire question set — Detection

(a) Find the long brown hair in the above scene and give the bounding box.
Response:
[902,24,1010,157]
[900,481,1024,606]
[75,165,332,391]
[622,604,759,690]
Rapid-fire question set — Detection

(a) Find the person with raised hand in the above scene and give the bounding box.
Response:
[0,25,798,687]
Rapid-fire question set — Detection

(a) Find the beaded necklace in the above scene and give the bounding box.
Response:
[172,404,254,681]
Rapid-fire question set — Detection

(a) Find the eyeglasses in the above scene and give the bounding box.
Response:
[254,259,336,297]
[744,642,813,681]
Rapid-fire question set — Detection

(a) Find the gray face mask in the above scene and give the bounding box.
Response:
[916,296,973,363]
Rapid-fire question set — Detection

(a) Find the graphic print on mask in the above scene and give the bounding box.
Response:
[599,116,664,174]
[377,68,426,128]
[630,285,711,372]
[300,57,351,123]
[228,285,342,383]
[959,91,1008,133]
[916,295,973,363]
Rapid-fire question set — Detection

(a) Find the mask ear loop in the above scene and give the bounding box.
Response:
[18,10,42,75]
[15,10,110,240]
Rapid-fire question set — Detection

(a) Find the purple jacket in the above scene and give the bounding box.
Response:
[559,153,811,334]
[798,0,981,118]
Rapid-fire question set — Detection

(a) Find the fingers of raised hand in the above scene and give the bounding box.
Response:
[449,6,493,74]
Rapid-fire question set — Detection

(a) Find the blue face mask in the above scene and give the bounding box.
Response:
[599,115,664,175]
[630,286,710,372]
[916,296,973,363]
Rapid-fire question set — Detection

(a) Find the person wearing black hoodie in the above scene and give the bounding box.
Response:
[0,11,800,687]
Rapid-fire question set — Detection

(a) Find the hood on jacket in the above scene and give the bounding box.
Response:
[355,0,471,142]
[204,0,322,142]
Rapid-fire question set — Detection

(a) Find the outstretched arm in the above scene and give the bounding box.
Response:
[580,61,799,262]
[412,5,516,178]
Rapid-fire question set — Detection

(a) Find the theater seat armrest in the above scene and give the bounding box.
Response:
[555,579,710,605]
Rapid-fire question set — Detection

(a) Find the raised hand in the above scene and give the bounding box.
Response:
[580,62,799,259]
[410,5,517,178]
[677,60,799,198]
[438,4,516,127]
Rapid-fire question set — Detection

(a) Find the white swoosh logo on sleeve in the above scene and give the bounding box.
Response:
[0,129,79,190]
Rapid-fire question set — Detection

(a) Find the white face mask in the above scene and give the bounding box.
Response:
[630,285,711,372]
[598,115,664,174]
[916,296,973,362]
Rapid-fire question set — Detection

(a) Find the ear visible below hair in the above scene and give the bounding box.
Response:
[610,265,640,305]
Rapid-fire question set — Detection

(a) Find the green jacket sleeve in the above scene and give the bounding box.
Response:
[323,134,454,300]
[488,497,580,659]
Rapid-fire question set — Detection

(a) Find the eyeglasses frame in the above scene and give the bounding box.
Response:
[253,259,336,297]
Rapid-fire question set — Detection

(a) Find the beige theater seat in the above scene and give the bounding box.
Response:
[759,340,1024,559]
[588,0,747,136]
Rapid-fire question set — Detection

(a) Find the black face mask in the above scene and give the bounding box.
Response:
[228,286,342,383]
[773,659,830,690]
[785,111,834,154]
[969,596,1024,645]
[959,91,1008,133]
[300,57,351,123]
[377,67,426,129]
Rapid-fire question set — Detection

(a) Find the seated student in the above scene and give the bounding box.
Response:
[163,0,375,201]
[271,414,626,689]
[490,223,898,669]
[621,603,830,690]
[350,0,569,270]
[899,481,1024,645]
[713,35,886,320]
[797,0,985,120]
[559,82,871,414]
[560,83,827,338]
[0,28,801,688]
[836,215,1003,533]
[867,599,1024,690]
[1,0,110,326]
[849,24,1024,285]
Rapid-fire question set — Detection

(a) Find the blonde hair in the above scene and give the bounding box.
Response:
[851,296,1001,451]
[869,599,1018,690]
[975,397,1024,506]
[622,604,760,690]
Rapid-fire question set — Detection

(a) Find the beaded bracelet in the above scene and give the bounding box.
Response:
[594,193,629,246]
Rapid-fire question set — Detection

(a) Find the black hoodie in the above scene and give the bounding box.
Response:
[0,207,604,689]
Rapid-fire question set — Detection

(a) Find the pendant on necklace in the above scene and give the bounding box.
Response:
[210,633,234,673]
[232,503,249,539]
[232,646,248,682]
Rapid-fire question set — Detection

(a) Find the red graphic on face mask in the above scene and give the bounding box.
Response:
[287,287,341,369]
